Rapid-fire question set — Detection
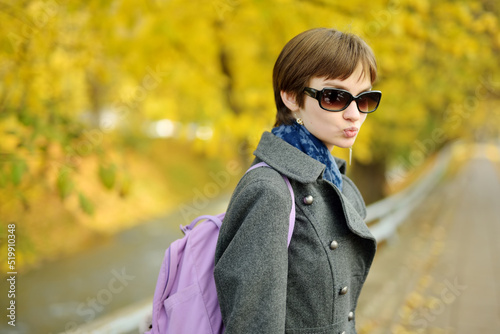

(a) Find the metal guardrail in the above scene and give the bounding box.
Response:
[366,143,453,243]
[74,144,454,333]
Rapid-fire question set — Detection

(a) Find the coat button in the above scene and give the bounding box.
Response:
[348,311,354,321]
[339,286,348,295]
[330,240,339,250]
[303,195,314,205]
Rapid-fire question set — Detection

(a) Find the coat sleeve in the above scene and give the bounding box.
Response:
[214,171,292,334]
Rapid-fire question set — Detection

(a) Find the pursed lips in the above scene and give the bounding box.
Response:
[343,127,359,138]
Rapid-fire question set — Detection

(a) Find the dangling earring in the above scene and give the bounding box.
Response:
[349,147,352,166]
[295,114,304,125]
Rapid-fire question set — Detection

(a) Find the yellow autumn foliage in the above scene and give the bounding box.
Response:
[1,0,499,195]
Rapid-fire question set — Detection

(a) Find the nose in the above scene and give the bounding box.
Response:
[342,100,361,122]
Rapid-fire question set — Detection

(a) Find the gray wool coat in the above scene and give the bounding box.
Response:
[214,131,377,334]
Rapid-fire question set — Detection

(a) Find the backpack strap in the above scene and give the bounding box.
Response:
[245,162,296,247]
[181,214,224,233]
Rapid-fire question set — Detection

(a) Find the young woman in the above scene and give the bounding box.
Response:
[214,28,382,334]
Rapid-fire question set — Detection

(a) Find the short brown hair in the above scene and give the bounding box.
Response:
[273,28,378,126]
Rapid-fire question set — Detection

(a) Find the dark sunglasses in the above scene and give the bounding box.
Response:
[304,87,382,113]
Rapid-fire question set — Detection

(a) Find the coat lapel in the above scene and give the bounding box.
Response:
[339,192,375,241]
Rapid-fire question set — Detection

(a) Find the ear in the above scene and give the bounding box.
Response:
[280,90,300,112]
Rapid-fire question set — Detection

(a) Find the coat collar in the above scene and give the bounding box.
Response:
[254,131,374,242]
[253,132,347,183]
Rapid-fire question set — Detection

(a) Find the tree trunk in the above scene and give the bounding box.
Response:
[349,159,387,205]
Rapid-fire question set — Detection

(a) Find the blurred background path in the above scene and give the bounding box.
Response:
[357,143,500,333]
[0,195,231,334]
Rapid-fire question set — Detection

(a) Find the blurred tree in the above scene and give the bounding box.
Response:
[344,0,500,201]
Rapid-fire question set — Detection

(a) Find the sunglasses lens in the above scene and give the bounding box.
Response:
[357,92,381,112]
[321,89,351,111]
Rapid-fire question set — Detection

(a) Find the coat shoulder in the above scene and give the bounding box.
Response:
[233,166,292,205]
[215,165,292,261]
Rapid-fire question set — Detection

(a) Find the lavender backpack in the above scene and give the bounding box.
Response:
[145,162,296,334]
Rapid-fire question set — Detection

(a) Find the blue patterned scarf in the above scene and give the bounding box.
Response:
[272,123,343,191]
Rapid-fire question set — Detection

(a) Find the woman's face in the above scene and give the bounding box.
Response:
[282,63,372,151]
